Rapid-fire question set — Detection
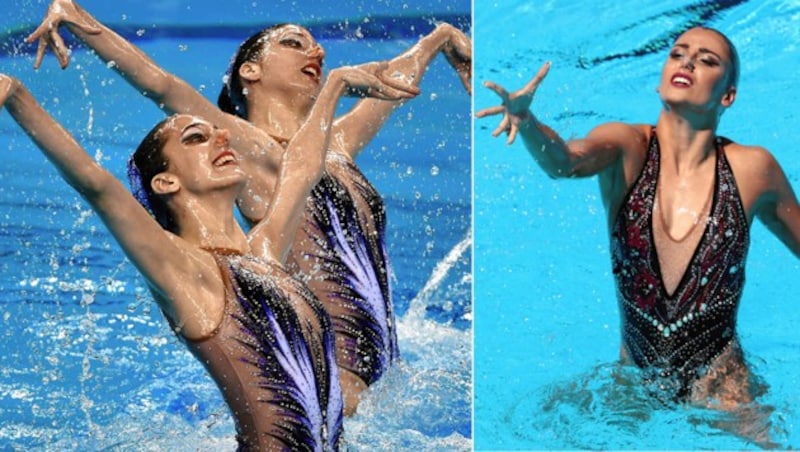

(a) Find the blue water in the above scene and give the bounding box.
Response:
[0,0,471,449]
[475,0,800,450]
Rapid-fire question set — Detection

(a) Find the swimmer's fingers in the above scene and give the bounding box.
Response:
[490,114,510,138]
[340,62,419,100]
[26,1,101,70]
[449,59,471,95]
[520,61,551,95]
[32,37,49,70]
[26,24,69,69]
[26,22,53,70]
[364,84,417,101]
[48,29,71,69]
[474,105,504,119]
[507,122,519,145]
[482,80,510,103]
[442,28,472,95]
[375,70,421,98]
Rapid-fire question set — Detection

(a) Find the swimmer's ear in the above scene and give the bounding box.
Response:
[721,86,736,108]
[151,172,180,195]
[239,61,262,83]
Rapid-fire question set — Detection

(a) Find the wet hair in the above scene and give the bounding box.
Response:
[127,116,176,232]
[218,24,291,119]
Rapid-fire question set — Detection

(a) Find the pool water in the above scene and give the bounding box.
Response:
[0,0,471,449]
[475,0,800,450]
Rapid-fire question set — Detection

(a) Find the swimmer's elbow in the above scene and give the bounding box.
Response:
[542,166,572,180]
[541,155,583,179]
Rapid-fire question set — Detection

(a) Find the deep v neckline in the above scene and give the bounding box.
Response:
[649,133,720,301]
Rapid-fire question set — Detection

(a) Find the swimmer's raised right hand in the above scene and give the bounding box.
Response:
[26,0,102,70]
[476,61,551,144]
[333,62,421,101]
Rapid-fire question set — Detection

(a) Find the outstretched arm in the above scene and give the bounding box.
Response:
[248,63,418,263]
[331,23,471,159]
[754,153,800,258]
[26,0,270,162]
[476,62,628,179]
[0,74,217,325]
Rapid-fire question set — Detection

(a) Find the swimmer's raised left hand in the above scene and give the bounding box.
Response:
[336,62,421,101]
[437,24,472,94]
[476,61,551,144]
[26,0,102,70]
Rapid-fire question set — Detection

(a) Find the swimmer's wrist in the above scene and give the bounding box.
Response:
[324,69,348,94]
[516,110,536,126]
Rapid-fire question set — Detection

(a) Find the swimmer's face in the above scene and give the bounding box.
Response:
[155,115,245,196]
[244,25,326,94]
[658,27,737,114]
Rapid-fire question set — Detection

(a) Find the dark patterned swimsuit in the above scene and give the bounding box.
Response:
[610,129,749,398]
[287,152,398,386]
[182,250,343,451]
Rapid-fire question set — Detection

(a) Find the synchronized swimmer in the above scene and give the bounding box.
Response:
[478,27,800,409]
[1,58,414,447]
[28,0,471,414]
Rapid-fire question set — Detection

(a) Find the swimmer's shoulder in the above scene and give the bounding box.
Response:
[584,122,651,155]
[719,137,780,182]
[146,242,228,342]
[718,136,774,167]
[718,137,784,205]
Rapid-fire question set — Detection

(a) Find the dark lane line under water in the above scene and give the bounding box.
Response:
[0,13,471,58]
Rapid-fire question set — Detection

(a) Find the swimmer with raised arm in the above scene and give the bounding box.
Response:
[478,27,800,408]
[28,0,471,413]
[0,60,414,449]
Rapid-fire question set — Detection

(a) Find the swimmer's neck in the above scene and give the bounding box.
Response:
[656,109,719,172]
[171,194,249,253]
[246,88,315,144]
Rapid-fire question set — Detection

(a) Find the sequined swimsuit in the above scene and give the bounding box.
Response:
[182,249,343,451]
[610,129,749,398]
[287,152,398,386]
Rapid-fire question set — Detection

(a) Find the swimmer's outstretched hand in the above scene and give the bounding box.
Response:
[476,61,551,145]
[437,24,472,94]
[26,0,102,70]
[336,62,421,101]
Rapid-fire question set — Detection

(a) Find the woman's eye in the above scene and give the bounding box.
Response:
[281,39,302,48]
[184,133,207,144]
[669,51,683,59]
[701,58,719,67]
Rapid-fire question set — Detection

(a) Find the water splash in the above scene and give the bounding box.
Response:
[405,227,472,324]
[505,362,791,449]
[337,229,474,450]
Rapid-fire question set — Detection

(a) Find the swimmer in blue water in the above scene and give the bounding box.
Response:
[28,0,472,414]
[0,62,414,449]
[478,27,800,410]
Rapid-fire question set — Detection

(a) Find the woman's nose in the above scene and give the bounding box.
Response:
[308,44,326,60]
[214,128,230,145]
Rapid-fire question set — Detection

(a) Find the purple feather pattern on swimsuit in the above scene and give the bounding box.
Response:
[228,257,343,450]
[301,159,398,386]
